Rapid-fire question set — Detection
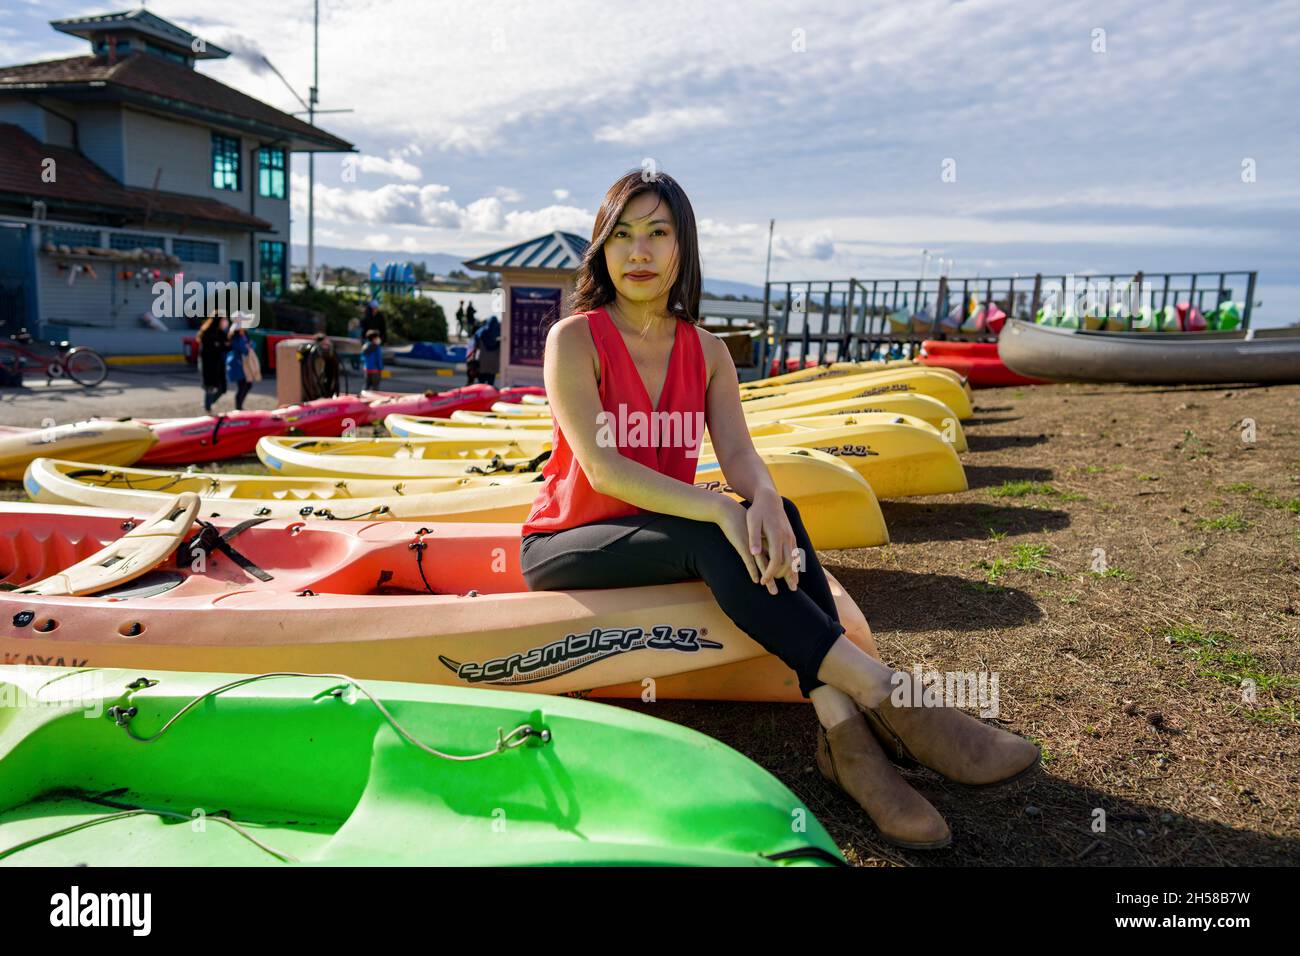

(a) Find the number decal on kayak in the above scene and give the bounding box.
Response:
[438,624,723,685]
[814,444,876,458]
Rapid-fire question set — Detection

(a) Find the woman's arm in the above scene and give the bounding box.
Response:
[544,316,725,524]
[701,332,780,505]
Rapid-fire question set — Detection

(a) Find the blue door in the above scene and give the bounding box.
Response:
[0,223,37,337]
[230,259,244,283]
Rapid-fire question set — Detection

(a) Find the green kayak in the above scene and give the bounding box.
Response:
[0,667,843,867]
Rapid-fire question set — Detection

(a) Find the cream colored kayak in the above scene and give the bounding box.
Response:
[26,447,888,550]
[424,391,968,452]
[739,359,932,390]
[261,415,966,499]
[0,419,157,481]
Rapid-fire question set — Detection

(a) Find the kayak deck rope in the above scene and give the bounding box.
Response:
[0,805,299,864]
[112,671,551,760]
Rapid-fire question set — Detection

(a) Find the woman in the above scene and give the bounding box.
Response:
[518,170,1040,850]
[225,322,256,410]
[196,312,230,412]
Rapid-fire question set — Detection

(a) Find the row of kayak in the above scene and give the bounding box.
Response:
[0,358,981,867]
[0,385,546,479]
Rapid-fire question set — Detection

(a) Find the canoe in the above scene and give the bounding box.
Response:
[260,416,967,498]
[998,318,1300,384]
[0,420,156,481]
[25,446,888,550]
[430,391,969,452]
[138,410,289,465]
[0,666,843,866]
[917,341,1047,388]
[0,500,879,702]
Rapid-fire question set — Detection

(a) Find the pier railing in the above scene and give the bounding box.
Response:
[760,270,1257,370]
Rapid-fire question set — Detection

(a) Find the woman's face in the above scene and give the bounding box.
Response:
[603,191,679,308]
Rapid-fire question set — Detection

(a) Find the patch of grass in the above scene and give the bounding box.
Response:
[1219,481,1256,494]
[977,543,1058,582]
[1061,594,1081,605]
[1164,625,1300,693]
[1137,474,1160,482]
[1231,701,1299,725]
[1059,491,1088,502]
[961,580,1007,594]
[986,527,1008,541]
[988,480,1057,498]
[1195,513,1248,532]
[1090,566,1131,580]
[1083,464,1107,475]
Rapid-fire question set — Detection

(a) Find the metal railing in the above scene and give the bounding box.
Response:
[759,271,1257,371]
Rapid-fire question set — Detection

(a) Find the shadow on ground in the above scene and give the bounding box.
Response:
[874,502,1070,542]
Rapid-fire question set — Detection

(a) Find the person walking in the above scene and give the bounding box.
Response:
[469,314,501,387]
[464,301,478,336]
[196,311,231,412]
[361,329,384,390]
[225,322,258,410]
[517,169,1040,850]
[455,300,466,339]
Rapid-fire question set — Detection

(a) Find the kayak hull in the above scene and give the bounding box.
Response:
[998,318,1300,384]
[139,411,288,464]
[0,420,156,481]
[0,667,842,866]
[918,341,1048,388]
[0,502,879,702]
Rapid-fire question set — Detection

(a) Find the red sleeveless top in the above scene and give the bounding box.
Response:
[520,306,708,535]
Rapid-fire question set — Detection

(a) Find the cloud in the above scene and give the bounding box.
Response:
[594,106,732,145]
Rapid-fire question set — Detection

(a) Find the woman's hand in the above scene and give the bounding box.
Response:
[745,490,798,594]
[713,492,798,595]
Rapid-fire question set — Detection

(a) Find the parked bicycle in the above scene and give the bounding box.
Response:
[0,329,108,387]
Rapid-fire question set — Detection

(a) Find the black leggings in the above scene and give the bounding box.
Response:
[520,496,845,698]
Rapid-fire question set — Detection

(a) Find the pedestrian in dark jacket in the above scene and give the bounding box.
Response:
[197,312,231,412]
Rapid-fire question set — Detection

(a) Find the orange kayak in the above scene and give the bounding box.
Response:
[0,501,877,702]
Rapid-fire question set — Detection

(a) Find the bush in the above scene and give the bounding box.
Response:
[275,286,367,336]
[383,294,447,344]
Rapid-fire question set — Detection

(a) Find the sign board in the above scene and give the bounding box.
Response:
[509,286,562,367]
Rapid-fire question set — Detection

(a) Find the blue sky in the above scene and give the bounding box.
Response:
[5,0,1299,323]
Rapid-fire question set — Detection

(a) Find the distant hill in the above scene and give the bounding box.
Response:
[293,243,765,299]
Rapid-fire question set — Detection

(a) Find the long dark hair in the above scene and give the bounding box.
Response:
[563,168,701,332]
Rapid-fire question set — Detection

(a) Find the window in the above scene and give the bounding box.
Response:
[43,226,100,248]
[258,147,286,199]
[212,133,241,191]
[258,240,286,297]
[109,233,166,252]
[173,238,220,263]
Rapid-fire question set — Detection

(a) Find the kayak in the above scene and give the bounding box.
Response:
[0,499,880,702]
[278,397,375,437]
[259,415,967,498]
[742,359,921,390]
[0,666,844,866]
[138,410,289,465]
[917,341,1048,388]
[481,367,973,421]
[435,391,969,452]
[999,318,1300,385]
[0,420,156,481]
[358,384,547,424]
[25,446,889,550]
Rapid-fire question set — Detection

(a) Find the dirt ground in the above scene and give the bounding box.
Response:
[1,373,1297,866]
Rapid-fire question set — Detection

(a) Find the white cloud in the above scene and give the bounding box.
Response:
[594,106,732,145]
[553,188,570,201]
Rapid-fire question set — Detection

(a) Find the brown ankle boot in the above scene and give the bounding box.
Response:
[862,673,1041,787]
[815,713,952,850]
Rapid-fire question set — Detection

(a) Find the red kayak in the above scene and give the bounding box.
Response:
[139,410,288,465]
[360,385,546,422]
[278,396,375,436]
[918,340,1048,388]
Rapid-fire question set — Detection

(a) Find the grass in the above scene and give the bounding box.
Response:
[976,543,1058,582]
[1090,566,1131,580]
[988,480,1056,498]
[1195,513,1248,532]
[1163,625,1300,695]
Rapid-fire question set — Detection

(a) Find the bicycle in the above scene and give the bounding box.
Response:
[0,329,109,387]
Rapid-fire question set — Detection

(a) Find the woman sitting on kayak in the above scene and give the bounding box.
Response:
[519,169,1039,850]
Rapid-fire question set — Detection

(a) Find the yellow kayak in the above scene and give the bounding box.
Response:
[261,414,966,499]
[0,419,156,481]
[26,447,888,550]
[426,391,968,452]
